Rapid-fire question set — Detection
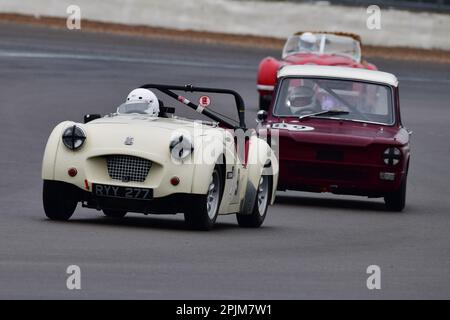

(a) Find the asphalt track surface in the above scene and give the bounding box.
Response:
[0,23,449,299]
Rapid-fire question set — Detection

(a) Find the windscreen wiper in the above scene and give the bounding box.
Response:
[299,110,349,120]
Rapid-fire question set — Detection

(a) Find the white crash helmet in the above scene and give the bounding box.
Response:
[122,88,160,116]
[299,32,317,50]
[287,86,317,114]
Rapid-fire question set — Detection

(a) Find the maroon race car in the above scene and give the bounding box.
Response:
[257,65,411,211]
[257,32,377,110]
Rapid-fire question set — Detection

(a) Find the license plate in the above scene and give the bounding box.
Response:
[92,184,153,200]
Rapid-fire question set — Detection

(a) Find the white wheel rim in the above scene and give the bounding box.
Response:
[257,175,269,216]
[207,170,220,219]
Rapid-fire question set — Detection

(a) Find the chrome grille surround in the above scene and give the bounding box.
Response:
[106,155,151,183]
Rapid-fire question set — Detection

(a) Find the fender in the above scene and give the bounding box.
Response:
[257,57,281,94]
[240,135,279,215]
[42,121,73,180]
[190,130,232,195]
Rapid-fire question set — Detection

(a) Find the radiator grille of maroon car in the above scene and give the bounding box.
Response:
[316,149,344,161]
[106,155,152,183]
[286,162,369,181]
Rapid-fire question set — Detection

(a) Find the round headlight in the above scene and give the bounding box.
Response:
[383,147,401,166]
[62,125,86,150]
[169,135,194,161]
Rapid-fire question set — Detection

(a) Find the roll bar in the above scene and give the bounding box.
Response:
[140,84,246,129]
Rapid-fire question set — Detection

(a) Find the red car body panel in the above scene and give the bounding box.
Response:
[257,53,377,100]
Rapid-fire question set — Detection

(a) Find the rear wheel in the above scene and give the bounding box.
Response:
[237,175,271,228]
[43,181,78,221]
[384,174,407,212]
[103,209,127,218]
[184,165,223,231]
[259,95,271,111]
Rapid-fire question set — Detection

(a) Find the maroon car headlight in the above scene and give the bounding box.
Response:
[383,147,401,166]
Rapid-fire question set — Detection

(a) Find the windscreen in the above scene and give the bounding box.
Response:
[282,34,361,62]
[116,90,242,127]
[117,102,155,115]
[274,77,394,125]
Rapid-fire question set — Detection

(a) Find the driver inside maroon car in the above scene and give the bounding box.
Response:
[287,86,321,114]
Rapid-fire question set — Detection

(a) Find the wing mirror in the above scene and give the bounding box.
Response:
[256,110,268,123]
[84,114,102,123]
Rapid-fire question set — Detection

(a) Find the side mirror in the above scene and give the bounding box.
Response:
[256,110,268,123]
[84,114,102,124]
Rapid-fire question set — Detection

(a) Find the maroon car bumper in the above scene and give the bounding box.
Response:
[278,159,405,197]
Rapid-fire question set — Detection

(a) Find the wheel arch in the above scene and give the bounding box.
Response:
[240,135,278,215]
[191,153,226,195]
[42,121,73,180]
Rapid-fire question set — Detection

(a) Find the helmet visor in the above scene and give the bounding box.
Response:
[117,102,152,115]
[290,96,313,107]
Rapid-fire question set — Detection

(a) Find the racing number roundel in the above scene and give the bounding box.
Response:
[199,95,211,108]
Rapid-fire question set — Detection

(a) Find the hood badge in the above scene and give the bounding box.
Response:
[124,137,134,146]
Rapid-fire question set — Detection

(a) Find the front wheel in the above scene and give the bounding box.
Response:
[384,174,407,212]
[43,181,78,221]
[184,165,223,231]
[237,175,271,228]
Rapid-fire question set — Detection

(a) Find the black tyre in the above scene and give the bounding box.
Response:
[384,174,407,212]
[237,175,271,228]
[184,165,223,231]
[103,209,127,218]
[43,180,78,221]
[259,95,271,111]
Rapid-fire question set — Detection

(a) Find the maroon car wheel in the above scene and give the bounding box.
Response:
[384,174,407,212]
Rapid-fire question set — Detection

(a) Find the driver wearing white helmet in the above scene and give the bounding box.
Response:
[117,88,160,117]
[299,32,318,52]
[287,86,320,115]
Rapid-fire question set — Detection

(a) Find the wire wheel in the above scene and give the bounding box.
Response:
[236,174,272,228]
[257,175,270,216]
[184,164,223,231]
[207,169,221,219]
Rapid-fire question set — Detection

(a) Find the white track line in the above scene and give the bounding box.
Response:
[0,50,449,84]
[0,50,256,71]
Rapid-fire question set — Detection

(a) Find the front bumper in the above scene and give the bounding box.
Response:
[278,159,405,197]
[48,180,201,214]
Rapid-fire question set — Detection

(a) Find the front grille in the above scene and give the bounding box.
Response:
[297,166,368,181]
[297,165,367,181]
[285,162,369,182]
[106,155,151,183]
[316,149,344,162]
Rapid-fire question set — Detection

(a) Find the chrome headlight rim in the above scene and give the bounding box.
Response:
[383,147,402,166]
[169,134,194,160]
[62,125,86,151]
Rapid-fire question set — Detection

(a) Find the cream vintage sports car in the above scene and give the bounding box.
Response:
[42,84,278,230]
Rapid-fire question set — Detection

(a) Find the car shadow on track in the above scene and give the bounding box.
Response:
[63,215,238,232]
[274,195,395,213]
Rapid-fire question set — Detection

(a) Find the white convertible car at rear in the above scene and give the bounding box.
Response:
[42,84,278,230]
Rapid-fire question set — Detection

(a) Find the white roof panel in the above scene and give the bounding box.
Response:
[278,65,398,87]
